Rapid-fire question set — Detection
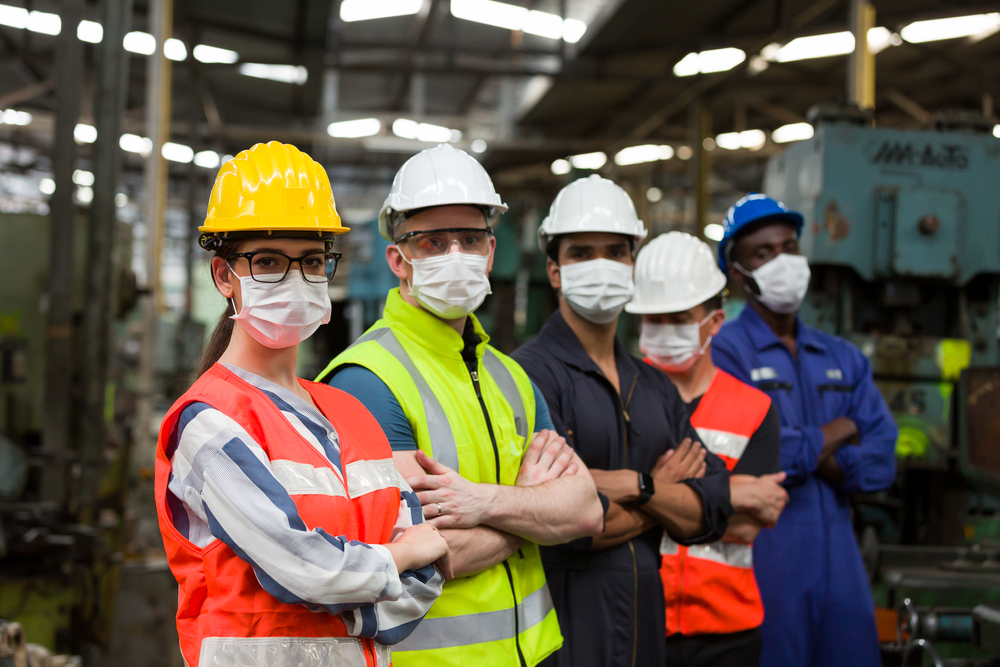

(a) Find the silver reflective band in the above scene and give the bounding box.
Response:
[660,533,752,568]
[660,532,679,556]
[350,328,460,472]
[270,460,347,498]
[483,349,529,440]
[345,458,400,498]
[198,636,389,667]
[393,584,554,652]
[694,428,750,462]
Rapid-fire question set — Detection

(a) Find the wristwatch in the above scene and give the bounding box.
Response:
[636,472,655,506]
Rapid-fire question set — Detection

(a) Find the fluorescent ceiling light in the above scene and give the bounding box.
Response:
[193,44,239,64]
[867,26,893,54]
[471,139,488,154]
[676,145,693,160]
[715,129,766,150]
[119,133,152,155]
[239,63,308,85]
[77,20,102,43]
[39,177,55,195]
[162,142,193,163]
[27,10,60,35]
[76,185,93,205]
[771,122,814,144]
[901,13,1000,43]
[328,118,382,138]
[569,151,606,170]
[614,144,674,166]
[646,187,662,202]
[550,159,571,175]
[392,118,460,143]
[766,31,854,62]
[164,38,187,61]
[450,0,587,43]
[704,223,724,242]
[74,124,97,143]
[673,47,746,77]
[194,150,220,168]
[1,108,31,125]
[340,0,422,22]
[0,5,28,29]
[123,31,156,55]
[72,169,94,186]
[115,193,128,207]
[993,124,1000,139]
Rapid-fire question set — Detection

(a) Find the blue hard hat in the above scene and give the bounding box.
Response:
[718,192,804,272]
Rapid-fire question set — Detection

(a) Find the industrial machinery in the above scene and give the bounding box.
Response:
[765,109,1000,664]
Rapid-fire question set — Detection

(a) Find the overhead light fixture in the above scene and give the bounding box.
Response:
[901,13,1000,43]
[77,20,103,43]
[646,187,662,203]
[450,0,587,43]
[0,5,28,29]
[392,118,461,143]
[194,150,220,168]
[164,38,187,61]
[867,26,893,54]
[340,0,422,22]
[765,31,854,62]
[76,186,93,205]
[162,142,194,163]
[72,169,94,186]
[239,63,308,85]
[704,223,724,242]
[39,177,55,195]
[771,122,814,143]
[74,124,97,143]
[123,31,156,55]
[715,129,766,151]
[193,44,239,64]
[1,109,31,125]
[614,144,674,166]
[993,124,1000,139]
[115,192,128,207]
[673,47,746,77]
[119,133,152,155]
[569,151,606,170]
[27,10,60,35]
[471,139,488,154]
[328,118,382,138]
[550,159,571,175]
[676,145,693,160]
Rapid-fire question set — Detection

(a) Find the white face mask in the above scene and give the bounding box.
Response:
[404,251,492,320]
[559,259,635,325]
[738,253,811,315]
[641,311,717,373]
[230,268,332,349]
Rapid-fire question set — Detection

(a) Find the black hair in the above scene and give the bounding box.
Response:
[544,234,639,264]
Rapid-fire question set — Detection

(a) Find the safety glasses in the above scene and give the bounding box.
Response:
[228,251,342,283]
[393,227,494,260]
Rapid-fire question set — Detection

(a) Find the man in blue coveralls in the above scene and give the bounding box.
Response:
[711,193,898,667]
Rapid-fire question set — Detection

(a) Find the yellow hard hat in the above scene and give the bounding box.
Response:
[199,141,348,249]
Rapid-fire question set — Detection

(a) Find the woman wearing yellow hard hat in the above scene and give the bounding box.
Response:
[153,141,451,667]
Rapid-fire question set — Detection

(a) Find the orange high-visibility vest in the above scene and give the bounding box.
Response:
[659,369,772,636]
[155,364,402,667]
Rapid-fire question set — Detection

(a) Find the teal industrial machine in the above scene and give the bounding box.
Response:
[765,109,1000,664]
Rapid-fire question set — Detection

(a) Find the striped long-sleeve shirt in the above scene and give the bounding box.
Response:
[163,364,443,644]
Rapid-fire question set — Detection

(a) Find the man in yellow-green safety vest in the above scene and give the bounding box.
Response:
[316,143,605,667]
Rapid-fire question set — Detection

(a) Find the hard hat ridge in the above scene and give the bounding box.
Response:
[626,231,727,314]
[538,174,648,253]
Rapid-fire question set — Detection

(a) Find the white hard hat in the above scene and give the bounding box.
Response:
[538,174,648,252]
[625,231,727,314]
[378,143,508,241]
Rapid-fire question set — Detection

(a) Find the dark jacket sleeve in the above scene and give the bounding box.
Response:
[665,380,733,546]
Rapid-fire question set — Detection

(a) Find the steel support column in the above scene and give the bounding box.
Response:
[689,101,712,237]
[848,0,875,110]
[40,0,83,506]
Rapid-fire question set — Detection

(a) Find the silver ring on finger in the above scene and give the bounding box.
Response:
[435,502,443,516]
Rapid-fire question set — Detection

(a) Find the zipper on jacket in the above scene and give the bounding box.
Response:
[677,549,686,636]
[615,375,639,667]
[468,363,525,666]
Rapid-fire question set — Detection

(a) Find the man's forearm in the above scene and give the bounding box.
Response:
[444,526,523,577]
[638,483,706,541]
[592,501,656,551]
[483,464,604,545]
[722,513,763,544]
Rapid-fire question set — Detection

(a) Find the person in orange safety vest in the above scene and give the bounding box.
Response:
[625,232,789,667]
[154,142,452,667]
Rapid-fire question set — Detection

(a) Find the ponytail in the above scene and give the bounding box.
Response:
[195,238,241,377]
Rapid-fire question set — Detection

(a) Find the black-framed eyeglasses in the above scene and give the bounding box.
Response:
[393,226,494,260]
[228,251,342,283]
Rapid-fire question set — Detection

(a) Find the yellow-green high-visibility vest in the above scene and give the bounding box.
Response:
[317,289,562,667]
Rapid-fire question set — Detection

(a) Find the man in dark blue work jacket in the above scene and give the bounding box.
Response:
[712,193,898,667]
[512,176,733,667]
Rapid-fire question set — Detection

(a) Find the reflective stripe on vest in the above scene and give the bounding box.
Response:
[694,428,750,462]
[660,533,752,569]
[345,458,400,498]
[483,349,529,441]
[394,584,553,651]
[198,636,390,667]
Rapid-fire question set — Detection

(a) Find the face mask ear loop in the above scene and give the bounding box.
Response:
[733,261,763,302]
[226,262,243,317]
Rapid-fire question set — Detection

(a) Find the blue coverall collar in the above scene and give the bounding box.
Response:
[737,304,827,355]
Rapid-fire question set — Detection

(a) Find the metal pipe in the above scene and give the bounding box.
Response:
[135,0,174,464]
[40,0,83,507]
[848,0,875,110]
[77,0,133,509]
